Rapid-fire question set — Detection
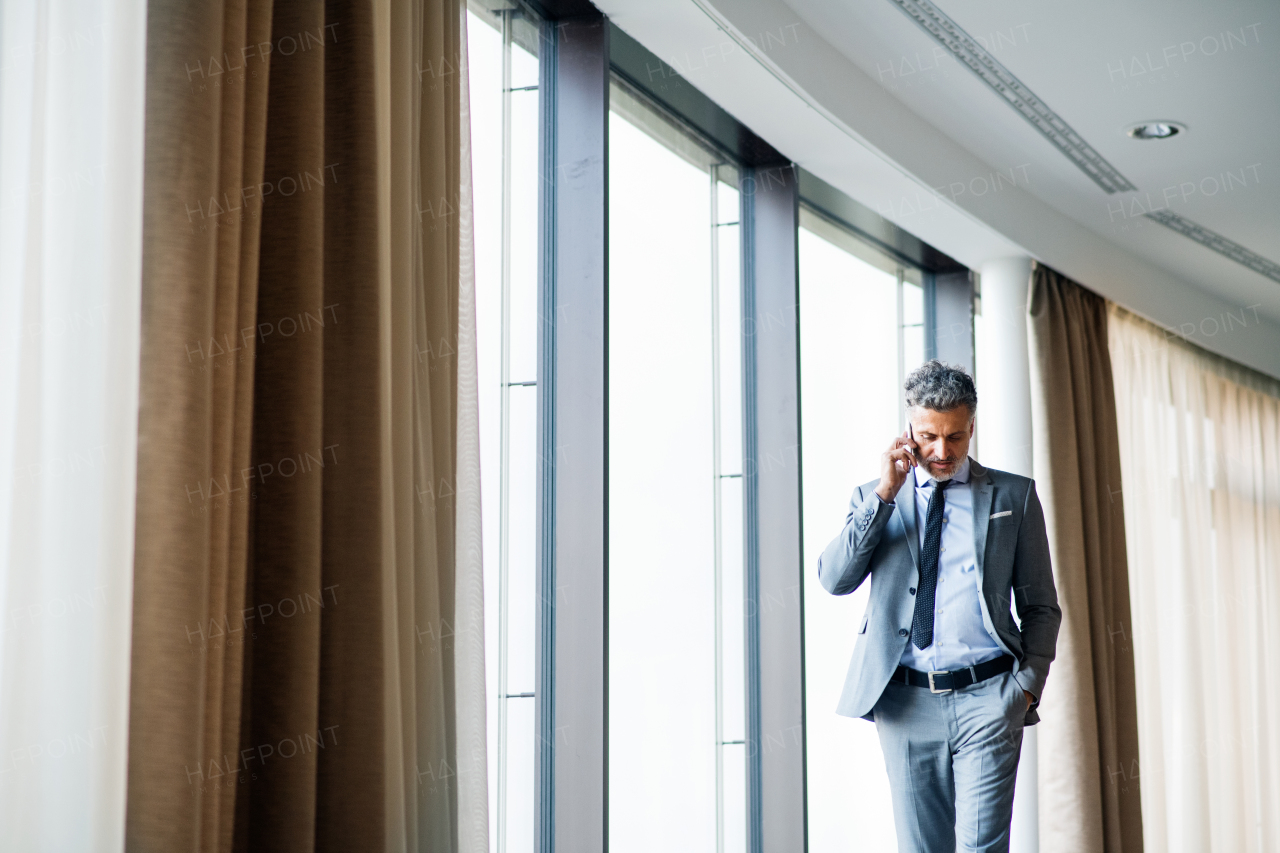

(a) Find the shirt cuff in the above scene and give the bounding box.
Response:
[874,491,895,506]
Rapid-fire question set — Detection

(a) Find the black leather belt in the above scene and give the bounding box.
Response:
[892,654,1015,694]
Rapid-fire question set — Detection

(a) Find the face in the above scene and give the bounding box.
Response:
[909,406,974,480]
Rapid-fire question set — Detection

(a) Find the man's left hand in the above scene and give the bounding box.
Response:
[1023,690,1034,712]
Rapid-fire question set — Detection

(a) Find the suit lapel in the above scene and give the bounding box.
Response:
[970,457,993,584]
[895,475,919,568]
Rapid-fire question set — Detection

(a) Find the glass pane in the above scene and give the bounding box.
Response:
[799,225,899,852]
[723,743,748,853]
[609,106,717,852]
[716,176,739,224]
[720,476,745,744]
[507,384,537,695]
[510,14,540,89]
[468,8,540,853]
[509,42,539,383]
[903,279,925,376]
[505,697,536,853]
[902,277,924,326]
[716,176,745,853]
[903,325,925,377]
[717,190,742,476]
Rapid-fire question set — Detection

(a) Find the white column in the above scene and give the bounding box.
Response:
[977,255,1038,853]
[978,256,1034,478]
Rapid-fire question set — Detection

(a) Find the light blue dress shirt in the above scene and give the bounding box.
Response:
[897,457,1006,673]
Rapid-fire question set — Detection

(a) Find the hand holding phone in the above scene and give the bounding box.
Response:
[875,424,920,503]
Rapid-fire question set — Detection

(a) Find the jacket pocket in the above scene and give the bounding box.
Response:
[858,614,869,634]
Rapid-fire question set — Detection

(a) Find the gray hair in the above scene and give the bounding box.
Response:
[904,360,977,417]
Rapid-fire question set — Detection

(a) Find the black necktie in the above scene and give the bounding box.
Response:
[911,478,951,650]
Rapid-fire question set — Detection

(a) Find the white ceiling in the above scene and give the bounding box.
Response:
[596,0,1280,378]
[784,0,1279,310]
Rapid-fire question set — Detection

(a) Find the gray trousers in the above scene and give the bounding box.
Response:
[871,669,1026,853]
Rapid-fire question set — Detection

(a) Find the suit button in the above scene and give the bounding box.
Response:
[898,629,908,637]
[909,587,916,594]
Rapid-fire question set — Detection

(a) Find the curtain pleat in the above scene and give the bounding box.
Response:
[414,1,463,849]
[127,0,479,850]
[315,0,391,846]
[1028,264,1144,853]
[1109,305,1280,853]
[239,0,329,847]
[206,0,271,846]
[128,0,237,847]
[386,0,418,845]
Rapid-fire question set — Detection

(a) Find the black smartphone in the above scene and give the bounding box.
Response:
[907,422,920,466]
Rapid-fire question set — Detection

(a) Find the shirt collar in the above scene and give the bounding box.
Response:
[914,456,971,487]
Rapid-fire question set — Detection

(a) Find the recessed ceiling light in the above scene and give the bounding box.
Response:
[1126,122,1184,140]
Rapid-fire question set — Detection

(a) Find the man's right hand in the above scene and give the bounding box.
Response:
[875,430,919,503]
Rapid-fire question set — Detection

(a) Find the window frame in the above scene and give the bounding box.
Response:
[523,8,977,852]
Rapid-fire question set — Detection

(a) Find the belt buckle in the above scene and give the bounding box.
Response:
[927,670,952,694]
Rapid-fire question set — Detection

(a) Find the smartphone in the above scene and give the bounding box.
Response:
[907,422,920,466]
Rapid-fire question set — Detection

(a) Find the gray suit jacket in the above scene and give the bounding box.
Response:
[817,458,1061,726]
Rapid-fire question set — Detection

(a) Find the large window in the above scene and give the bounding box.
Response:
[469,17,969,849]
[798,210,924,852]
[469,5,541,852]
[607,82,747,853]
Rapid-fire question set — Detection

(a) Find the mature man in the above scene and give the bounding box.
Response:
[817,360,1061,853]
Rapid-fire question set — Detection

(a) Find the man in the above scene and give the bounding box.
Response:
[817,360,1061,853]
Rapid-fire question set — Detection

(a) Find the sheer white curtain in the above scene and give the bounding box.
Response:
[454,4,490,850]
[0,1,145,849]
[1108,305,1280,853]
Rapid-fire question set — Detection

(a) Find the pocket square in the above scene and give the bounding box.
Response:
[990,510,1012,519]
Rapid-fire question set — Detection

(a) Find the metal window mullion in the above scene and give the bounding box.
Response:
[709,164,726,853]
[741,167,762,853]
[534,13,557,853]
[497,11,514,853]
[536,15,608,853]
[741,163,804,853]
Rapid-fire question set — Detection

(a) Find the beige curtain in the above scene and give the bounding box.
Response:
[1108,304,1280,853]
[126,0,484,850]
[1028,264,1144,853]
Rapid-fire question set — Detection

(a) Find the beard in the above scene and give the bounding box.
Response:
[924,457,963,480]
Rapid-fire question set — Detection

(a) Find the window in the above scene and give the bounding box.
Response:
[607,81,747,853]
[472,20,968,849]
[469,5,541,852]
[798,209,923,852]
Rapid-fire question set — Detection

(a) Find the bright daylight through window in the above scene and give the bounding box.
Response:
[469,5,541,852]
[608,81,747,853]
[799,211,924,852]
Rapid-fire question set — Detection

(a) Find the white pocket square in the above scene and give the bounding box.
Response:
[990,510,1012,519]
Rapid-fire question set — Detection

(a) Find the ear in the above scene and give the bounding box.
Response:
[968,418,975,437]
